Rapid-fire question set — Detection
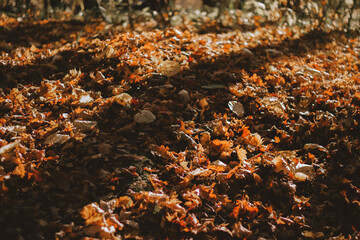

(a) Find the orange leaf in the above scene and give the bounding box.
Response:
[241,125,251,138]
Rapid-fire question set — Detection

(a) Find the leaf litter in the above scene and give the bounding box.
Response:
[0,14,360,240]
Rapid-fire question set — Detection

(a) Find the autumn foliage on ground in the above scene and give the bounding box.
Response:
[0,7,360,240]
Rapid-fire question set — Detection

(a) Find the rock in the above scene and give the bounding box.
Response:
[178,89,190,102]
[134,110,156,124]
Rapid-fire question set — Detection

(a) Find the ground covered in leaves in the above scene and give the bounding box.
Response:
[0,14,360,239]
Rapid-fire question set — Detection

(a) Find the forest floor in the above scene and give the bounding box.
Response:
[0,14,360,239]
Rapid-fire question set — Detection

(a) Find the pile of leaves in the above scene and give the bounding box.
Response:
[0,13,360,239]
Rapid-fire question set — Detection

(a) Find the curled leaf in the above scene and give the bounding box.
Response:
[81,203,104,225]
[44,133,70,145]
[158,60,181,77]
[74,120,97,131]
[228,101,245,117]
[113,93,132,106]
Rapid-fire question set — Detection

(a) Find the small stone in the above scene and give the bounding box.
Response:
[38,219,48,227]
[178,89,190,102]
[134,110,156,124]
